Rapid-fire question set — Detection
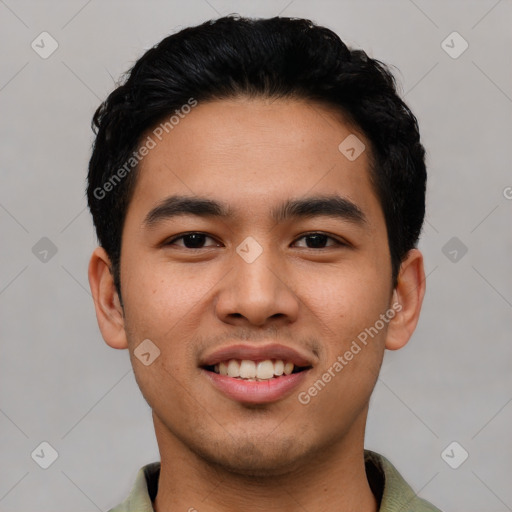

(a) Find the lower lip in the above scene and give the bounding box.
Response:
[202,369,310,404]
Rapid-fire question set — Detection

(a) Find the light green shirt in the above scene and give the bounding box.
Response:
[108,449,442,511]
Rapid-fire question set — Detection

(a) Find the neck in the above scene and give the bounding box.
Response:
[152,413,378,512]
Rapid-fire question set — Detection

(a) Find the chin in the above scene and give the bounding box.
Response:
[194,435,311,478]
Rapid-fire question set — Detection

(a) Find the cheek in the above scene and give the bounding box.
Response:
[121,263,211,408]
[297,257,390,402]
[296,266,388,425]
[122,258,214,332]
[299,258,390,334]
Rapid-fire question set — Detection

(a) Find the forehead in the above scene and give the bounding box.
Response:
[126,97,382,229]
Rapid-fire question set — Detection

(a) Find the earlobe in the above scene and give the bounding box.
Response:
[88,246,128,350]
[385,249,426,351]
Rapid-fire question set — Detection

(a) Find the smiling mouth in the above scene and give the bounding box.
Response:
[202,359,311,381]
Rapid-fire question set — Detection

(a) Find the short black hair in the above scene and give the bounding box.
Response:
[87,15,426,304]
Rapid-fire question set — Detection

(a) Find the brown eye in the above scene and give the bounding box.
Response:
[165,233,220,249]
[293,233,345,249]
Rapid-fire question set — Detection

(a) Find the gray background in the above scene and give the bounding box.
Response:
[1,0,511,511]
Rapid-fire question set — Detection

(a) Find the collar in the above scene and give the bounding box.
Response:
[109,449,441,512]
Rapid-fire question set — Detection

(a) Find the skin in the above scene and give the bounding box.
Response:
[88,97,425,512]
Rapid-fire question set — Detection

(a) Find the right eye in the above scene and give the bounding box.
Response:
[164,232,222,249]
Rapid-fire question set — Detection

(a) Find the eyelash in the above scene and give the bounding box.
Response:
[164,232,348,249]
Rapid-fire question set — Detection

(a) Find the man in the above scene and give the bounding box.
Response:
[87,15,441,512]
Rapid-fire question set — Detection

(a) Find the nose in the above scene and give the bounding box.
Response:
[214,243,300,328]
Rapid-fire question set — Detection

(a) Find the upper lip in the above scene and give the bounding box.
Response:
[200,343,315,368]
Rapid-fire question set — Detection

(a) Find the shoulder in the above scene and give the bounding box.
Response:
[364,450,443,512]
[106,461,161,512]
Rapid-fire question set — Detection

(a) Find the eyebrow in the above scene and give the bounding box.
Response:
[143,194,367,229]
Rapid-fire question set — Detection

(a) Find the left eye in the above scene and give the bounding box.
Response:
[165,232,343,249]
[293,233,343,249]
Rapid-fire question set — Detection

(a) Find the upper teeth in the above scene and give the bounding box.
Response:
[213,359,295,380]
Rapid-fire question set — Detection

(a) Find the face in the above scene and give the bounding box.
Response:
[111,97,397,475]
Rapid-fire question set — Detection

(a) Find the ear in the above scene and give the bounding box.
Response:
[88,246,128,349]
[385,248,426,351]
